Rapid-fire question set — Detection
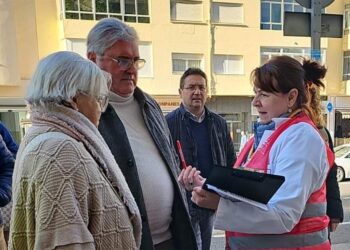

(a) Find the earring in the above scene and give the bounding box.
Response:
[288,108,292,113]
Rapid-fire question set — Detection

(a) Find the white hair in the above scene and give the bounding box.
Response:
[87,18,139,55]
[26,51,111,106]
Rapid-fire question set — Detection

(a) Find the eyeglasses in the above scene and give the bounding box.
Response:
[78,91,109,112]
[96,95,109,112]
[102,55,146,70]
[183,85,207,92]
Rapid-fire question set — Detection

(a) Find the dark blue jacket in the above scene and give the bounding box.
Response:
[0,138,14,208]
[166,104,236,171]
[0,122,18,156]
[0,123,17,225]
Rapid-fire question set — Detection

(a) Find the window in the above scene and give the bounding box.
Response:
[344,4,350,35]
[260,0,308,30]
[170,0,203,22]
[213,55,243,75]
[138,42,153,77]
[63,0,150,23]
[261,47,326,65]
[172,53,204,73]
[66,39,87,58]
[65,38,153,77]
[343,51,350,81]
[212,3,243,24]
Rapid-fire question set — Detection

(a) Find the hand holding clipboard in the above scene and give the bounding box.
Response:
[203,166,285,210]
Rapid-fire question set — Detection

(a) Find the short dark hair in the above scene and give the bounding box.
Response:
[179,68,207,89]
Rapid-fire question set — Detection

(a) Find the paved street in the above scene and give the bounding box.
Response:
[210,181,350,249]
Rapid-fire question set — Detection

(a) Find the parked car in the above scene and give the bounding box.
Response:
[334,143,350,182]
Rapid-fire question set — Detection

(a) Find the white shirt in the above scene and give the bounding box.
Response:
[215,118,329,234]
[109,92,174,244]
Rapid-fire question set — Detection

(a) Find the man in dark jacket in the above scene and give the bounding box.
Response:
[87,18,197,250]
[166,68,236,250]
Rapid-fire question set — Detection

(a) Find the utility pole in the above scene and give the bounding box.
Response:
[285,0,340,61]
[310,0,322,61]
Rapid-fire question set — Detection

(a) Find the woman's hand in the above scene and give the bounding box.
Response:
[191,186,220,210]
[329,219,340,232]
[177,166,205,191]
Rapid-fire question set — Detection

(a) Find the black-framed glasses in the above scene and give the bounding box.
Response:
[183,85,207,92]
[102,55,146,70]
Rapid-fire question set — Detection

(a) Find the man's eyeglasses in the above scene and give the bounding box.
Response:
[102,56,146,70]
[183,85,207,92]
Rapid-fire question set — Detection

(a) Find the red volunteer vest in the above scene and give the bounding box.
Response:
[225,112,334,250]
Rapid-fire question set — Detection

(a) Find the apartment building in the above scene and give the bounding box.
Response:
[0,0,349,147]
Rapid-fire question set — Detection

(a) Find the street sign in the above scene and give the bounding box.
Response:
[311,49,321,61]
[321,14,343,38]
[326,102,333,112]
[284,12,343,38]
[295,0,334,9]
[295,0,311,8]
[284,12,310,36]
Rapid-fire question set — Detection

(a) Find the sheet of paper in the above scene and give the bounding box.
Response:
[206,184,268,211]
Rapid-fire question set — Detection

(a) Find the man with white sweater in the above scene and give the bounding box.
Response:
[87,18,197,250]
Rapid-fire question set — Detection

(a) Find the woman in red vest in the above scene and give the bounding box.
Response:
[178,56,333,250]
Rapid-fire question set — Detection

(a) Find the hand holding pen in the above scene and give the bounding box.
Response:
[176,140,205,191]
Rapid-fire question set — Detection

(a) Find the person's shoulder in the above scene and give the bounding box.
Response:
[0,138,12,159]
[165,108,181,120]
[140,89,153,100]
[0,122,7,130]
[138,89,162,110]
[135,87,156,103]
[19,132,94,178]
[284,122,324,144]
[23,132,88,160]
[207,109,227,124]
[0,122,9,136]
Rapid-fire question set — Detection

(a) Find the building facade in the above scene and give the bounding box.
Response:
[1,0,349,148]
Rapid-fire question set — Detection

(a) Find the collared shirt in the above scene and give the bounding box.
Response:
[183,107,206,123]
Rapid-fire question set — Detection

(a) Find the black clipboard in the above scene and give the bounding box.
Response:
[203,166,285,205]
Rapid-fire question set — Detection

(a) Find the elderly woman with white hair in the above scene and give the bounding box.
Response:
[9,51,141,250]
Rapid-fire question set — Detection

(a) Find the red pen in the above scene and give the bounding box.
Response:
[176,140,187,169]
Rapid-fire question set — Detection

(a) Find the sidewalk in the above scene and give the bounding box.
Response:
[332,243,350,250]
[211,230,350,250]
